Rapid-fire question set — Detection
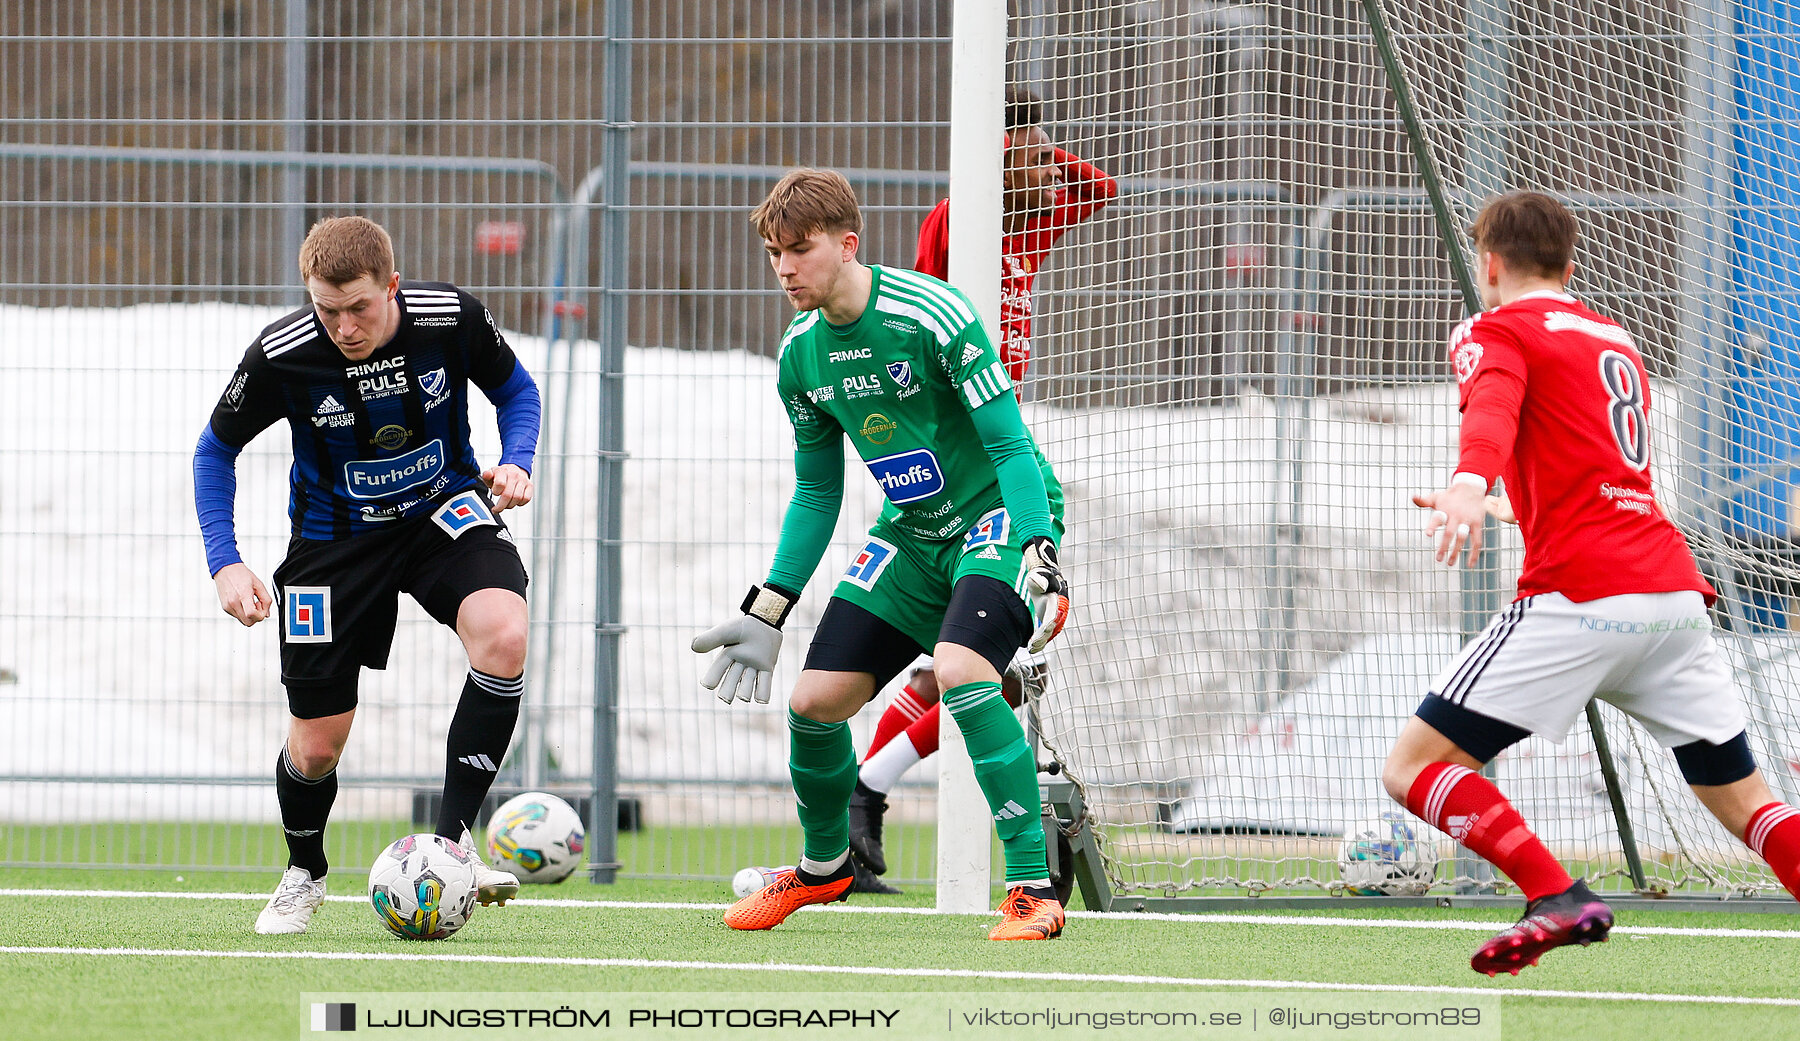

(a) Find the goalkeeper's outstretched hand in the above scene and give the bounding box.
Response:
[1022,536,1070,653]
[692,584,798,705]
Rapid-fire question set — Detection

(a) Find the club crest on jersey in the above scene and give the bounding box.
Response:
[963,508,1008,551]
[283,586,332,643]
[431,490,498,539]
[866,448,944,504]
[419,367,450,410]
[886,361,912,387]
[843,537,898,591]
[1453,340,1484,383]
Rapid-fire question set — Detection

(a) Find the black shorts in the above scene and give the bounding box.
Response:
[273,492,527,716]
[803,574,1030,687]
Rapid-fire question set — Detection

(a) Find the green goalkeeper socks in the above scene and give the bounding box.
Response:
[942,680,1049,884]
[787,707,856,864]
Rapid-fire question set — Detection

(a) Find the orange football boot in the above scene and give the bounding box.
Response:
[988,886,1066,940]
[723,865,853,930]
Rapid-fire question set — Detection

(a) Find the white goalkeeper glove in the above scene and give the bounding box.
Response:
[1021,536,1070,653]
[692,583,799,705]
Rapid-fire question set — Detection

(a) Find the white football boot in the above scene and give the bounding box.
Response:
[254,865,327,934]
[460,829,520,906]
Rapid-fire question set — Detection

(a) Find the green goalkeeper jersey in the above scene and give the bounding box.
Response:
[774,264,1061,544]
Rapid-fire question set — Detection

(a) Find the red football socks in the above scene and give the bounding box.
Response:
[1746,802,1800,901]
[1407,761,1573,902]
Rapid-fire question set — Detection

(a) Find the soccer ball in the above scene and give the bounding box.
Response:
[1338,811,1438,896]
[367,833,479,940]
[731,865,793,898]
[485,791,586,883]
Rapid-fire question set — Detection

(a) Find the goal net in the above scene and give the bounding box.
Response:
[1013,0,1800,901]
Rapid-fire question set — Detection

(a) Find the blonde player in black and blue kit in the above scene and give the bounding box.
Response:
[693,168,1072,940]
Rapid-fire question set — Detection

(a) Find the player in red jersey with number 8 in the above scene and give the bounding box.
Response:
[1384,192,1800,976]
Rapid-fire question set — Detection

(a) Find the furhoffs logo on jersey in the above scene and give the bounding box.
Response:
[859,413,898,445]
[842,536,898,591]
[866,448,943,504]
[343,439,445,499]
[283,586,332,644]
[886,361,912,387]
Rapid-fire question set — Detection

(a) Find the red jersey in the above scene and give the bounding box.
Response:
[914,147,1117,384]
[1451,291,1713,603]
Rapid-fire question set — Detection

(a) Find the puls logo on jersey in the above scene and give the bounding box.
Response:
[842,373,884,399]
[419,367,451,411]
[344,439,445,499]
[347,355,408,401]
[866,448,944,504]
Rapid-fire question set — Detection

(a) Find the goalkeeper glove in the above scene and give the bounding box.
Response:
[1021,536,1070,653]
[692,583,799,705]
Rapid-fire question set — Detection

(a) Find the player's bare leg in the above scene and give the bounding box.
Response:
[1692,769,1800,900]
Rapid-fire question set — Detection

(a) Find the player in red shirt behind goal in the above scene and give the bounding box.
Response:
[845,87,1116,891]
[1388,191,1800,976]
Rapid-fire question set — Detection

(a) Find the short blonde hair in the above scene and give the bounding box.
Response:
[749,168,862,243]
[298,216,396,286]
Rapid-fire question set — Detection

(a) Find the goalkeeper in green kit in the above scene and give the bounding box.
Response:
[694,168,1071,940]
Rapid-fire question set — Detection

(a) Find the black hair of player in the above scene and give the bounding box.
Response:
[1005,86,1044,134]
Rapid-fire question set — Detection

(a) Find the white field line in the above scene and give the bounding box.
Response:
[3,887,1798,940]
[3,944,1799,1008]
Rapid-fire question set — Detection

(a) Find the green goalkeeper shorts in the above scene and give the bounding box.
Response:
[829,506,1065,653]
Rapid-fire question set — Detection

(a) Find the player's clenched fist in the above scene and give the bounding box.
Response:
[213,562,272,626]
[481,463,533,512]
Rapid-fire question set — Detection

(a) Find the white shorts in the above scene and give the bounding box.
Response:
[1429,590,1745,748]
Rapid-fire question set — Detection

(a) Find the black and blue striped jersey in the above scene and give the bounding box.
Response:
[204,281,532,543]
